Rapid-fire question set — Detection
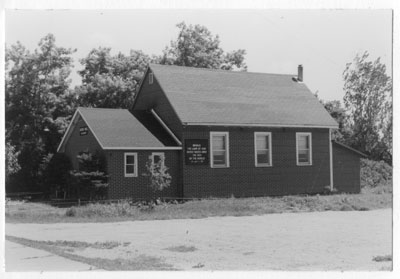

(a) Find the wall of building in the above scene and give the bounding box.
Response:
[106,149,181,200]
[63,113,337,199]
[332,143,361,193]
[182,126,331,198]
[63,115,103,170]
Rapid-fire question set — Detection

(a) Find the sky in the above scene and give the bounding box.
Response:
[5,9,393,102]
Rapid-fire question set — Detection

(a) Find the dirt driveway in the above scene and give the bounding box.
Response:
[6,209,392,271]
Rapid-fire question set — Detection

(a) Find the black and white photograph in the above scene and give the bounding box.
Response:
[1,0,397,275]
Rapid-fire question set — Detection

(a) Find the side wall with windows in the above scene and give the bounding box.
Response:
[182,126,330,198]
[105,150,181,200]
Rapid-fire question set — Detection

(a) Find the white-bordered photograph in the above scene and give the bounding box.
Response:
[1,1,396,275]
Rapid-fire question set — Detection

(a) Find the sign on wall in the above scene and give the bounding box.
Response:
[79,126,89,136]
[185,139,209,165]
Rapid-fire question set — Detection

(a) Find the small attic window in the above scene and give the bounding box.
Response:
[149,73,154,84]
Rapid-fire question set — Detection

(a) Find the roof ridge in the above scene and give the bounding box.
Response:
[149,63,294,77]
[144,63,338,128]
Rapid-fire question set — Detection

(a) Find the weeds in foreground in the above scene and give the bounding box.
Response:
[6,185,392,223]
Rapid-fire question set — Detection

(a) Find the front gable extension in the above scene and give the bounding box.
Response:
[57,107,182,200]
[58,107,179,151]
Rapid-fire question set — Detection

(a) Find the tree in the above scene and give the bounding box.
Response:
[323,100,346,128]
[157,22,247,71]
[381,101,392,163]
[321,100,351,142]
[314,92,349,142]
[343,51,392,162]
[5,142,21,179]
[5,34,77,191]
[75,48,152,108]
[75,22,247,109]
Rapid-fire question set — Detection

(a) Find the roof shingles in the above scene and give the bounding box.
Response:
[149,64,338,127]
[78,107,165,148]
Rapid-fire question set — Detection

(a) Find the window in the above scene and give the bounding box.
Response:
[296,133,312,165]
[151,152,165,167]
[210,132,229,168]
[254,132,272,167]
[79,126,88,136]
[149,73,154,84]
[124,153,138,177]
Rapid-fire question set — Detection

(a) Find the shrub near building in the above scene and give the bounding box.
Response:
[361,159,392,193]
[69,151,109,200]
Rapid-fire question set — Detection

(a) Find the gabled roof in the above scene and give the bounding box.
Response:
[148,64,338,128]
[57,107,181,152]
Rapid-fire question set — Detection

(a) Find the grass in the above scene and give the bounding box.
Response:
[41,240,123,249]
[6,235,175,271]
[373,255,392,262]
[6,183,392,223]
[6,201,66,222]
[164,245,198,253]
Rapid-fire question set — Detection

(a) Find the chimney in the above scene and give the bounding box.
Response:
[298,64,303,82]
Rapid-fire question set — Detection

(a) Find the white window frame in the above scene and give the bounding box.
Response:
[124,152,138,177]
[151,152,165,167]
[254,132,272,167]
[210,132,230,168]
[296,132,312,166]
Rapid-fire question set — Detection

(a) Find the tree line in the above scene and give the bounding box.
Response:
[5,22,392,195]
[319,52,392,163]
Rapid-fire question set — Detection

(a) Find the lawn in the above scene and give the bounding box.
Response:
[5,183,391,224]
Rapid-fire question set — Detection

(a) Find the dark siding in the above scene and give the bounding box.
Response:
[63,115,103,169]
[106,150,181,200]
[332,143,361,193]
[63,114,335,199]
[132,70,183,139]
[182,126,331,198]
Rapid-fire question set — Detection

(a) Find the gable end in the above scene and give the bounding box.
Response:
[132,65,184,139]
[57,109,105,153]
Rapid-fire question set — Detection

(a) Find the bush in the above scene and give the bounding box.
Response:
[142,158,172,199]
[340,204,354,211]
[65,207,77,217]
[42,153,72,197]
[361,159,392,188]
[69,151,109,200]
